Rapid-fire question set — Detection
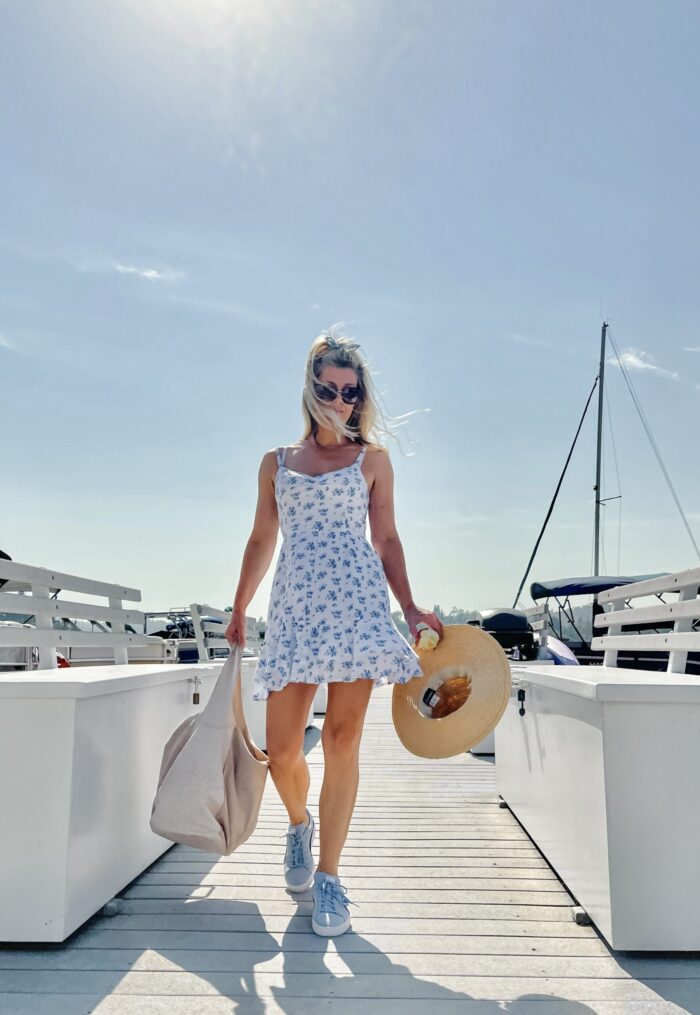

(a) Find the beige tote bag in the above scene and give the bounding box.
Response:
[150,643,269,854]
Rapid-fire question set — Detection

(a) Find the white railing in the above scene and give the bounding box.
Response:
[189,602,261,662]
[0,559,171,669]
[521,602,550,655]
[592,566,700,673]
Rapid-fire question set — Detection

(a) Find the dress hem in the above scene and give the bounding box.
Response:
[252,667,423,702]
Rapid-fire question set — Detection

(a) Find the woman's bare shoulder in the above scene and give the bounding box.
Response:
[364,443,390,461]
[363,444,389,466]
[260,447,286,474]
[260,442,304,469]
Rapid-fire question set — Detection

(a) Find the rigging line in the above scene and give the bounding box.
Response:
[512,374,600,609]
[608,328,700,560]
[604,382,623,573]
[596,410,600,572]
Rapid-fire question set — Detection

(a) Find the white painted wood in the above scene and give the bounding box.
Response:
[470,661,559,755]
[188,603,261,657]
[497,567,700,949]
[313,680,328,716]
[593,632,699,653]
[522,602,550,653]
[469,730,495,753]
[0,629,174,668]
[0,999,688,1015]
[0,628,157,650]
[499,664,700,949]
[189,601,211,662]
[0,589,145,626]
[508,664,700,702]
[0,661,222,942]
[108,594,128,666]
[0,626,173,666]
[669,586,697,674]
[599,565,700,602]
[2,686,699,1009]
[0,558,164,668]
[29,582,56,670]
[594,598,700,628]
[592,570,700,673]
[0,559,141,600]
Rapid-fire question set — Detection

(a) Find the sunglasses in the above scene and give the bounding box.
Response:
[313,381,361,405]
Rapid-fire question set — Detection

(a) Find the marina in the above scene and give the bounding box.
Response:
[2,559,700,1009]
[3,684,700,1013]
[4,3,700,1010]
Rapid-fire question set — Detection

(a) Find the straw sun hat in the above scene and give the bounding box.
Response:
[392,623,511,759]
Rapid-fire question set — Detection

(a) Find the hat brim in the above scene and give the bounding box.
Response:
[392,624,511,758]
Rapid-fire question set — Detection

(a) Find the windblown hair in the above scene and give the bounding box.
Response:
[300,324,426,454]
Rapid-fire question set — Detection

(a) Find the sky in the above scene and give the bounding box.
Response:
[2,0,699,621]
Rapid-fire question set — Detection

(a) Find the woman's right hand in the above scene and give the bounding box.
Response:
[225,608,248,647]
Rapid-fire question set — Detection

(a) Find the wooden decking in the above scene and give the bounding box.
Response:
[2,687,700,1013]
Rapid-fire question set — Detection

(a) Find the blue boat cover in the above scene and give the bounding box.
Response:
[530,573,668,600]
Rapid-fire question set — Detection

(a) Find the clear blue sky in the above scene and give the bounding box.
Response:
[2,0,699,618]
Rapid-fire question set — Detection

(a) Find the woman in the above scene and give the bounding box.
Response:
[225,329,442,938]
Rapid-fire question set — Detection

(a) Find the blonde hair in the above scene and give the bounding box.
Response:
[300,324,427,454]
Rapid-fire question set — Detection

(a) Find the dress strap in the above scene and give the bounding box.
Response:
[275,446,288,466]
[355,445,367,466]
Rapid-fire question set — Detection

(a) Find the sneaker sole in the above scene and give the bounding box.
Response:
[311,915,352,936]
[284,817,315,893]
[287,871,316,893]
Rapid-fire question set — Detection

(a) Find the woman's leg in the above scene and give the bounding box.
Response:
[265,681,319,825]
[317,678,374,875]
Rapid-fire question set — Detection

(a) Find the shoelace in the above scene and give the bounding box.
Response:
[316,877,359,915]
[282,829,306,868]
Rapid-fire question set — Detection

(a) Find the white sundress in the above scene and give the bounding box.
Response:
[252,443,424,701]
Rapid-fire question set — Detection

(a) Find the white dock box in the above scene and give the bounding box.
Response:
[496,665,700,950]
[0,664,227,942]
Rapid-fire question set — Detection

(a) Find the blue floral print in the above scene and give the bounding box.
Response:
[253,444,424,700]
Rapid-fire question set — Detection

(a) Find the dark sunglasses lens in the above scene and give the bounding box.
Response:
[314,383,336,401]
[314,383,360,404]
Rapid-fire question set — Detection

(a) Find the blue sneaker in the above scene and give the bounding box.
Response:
[311,870,358,936]
[283,808,315,892]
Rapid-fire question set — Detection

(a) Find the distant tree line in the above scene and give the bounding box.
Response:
[391,604,481,639]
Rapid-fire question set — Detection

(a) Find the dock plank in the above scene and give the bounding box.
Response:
[1,685,699,1014]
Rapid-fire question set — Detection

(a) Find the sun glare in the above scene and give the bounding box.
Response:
[137,0,293,49]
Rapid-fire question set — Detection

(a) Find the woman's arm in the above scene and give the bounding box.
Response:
[232,451,280,611]
[368,449,443,639]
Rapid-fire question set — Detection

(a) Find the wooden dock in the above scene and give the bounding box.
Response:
[1,686,700,1013]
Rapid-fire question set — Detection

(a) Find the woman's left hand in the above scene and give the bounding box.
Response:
[403,604,444,643]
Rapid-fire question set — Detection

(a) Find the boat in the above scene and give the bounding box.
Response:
[528,573,700,673]
[475,323,700,671]
[143,608,259,662]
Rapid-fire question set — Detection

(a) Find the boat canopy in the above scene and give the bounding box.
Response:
[530,574,668,600]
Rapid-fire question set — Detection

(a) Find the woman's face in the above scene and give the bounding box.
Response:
[315,365,361,429]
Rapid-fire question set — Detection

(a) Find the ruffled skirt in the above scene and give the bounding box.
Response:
[252,534,423,701]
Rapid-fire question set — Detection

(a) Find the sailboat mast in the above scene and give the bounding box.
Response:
[593,321,608,579]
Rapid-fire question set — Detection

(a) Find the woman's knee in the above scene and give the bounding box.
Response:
[266,719,305,766]
[266,742,305,769]
[321,722,363,759]
[265,682,315,764]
